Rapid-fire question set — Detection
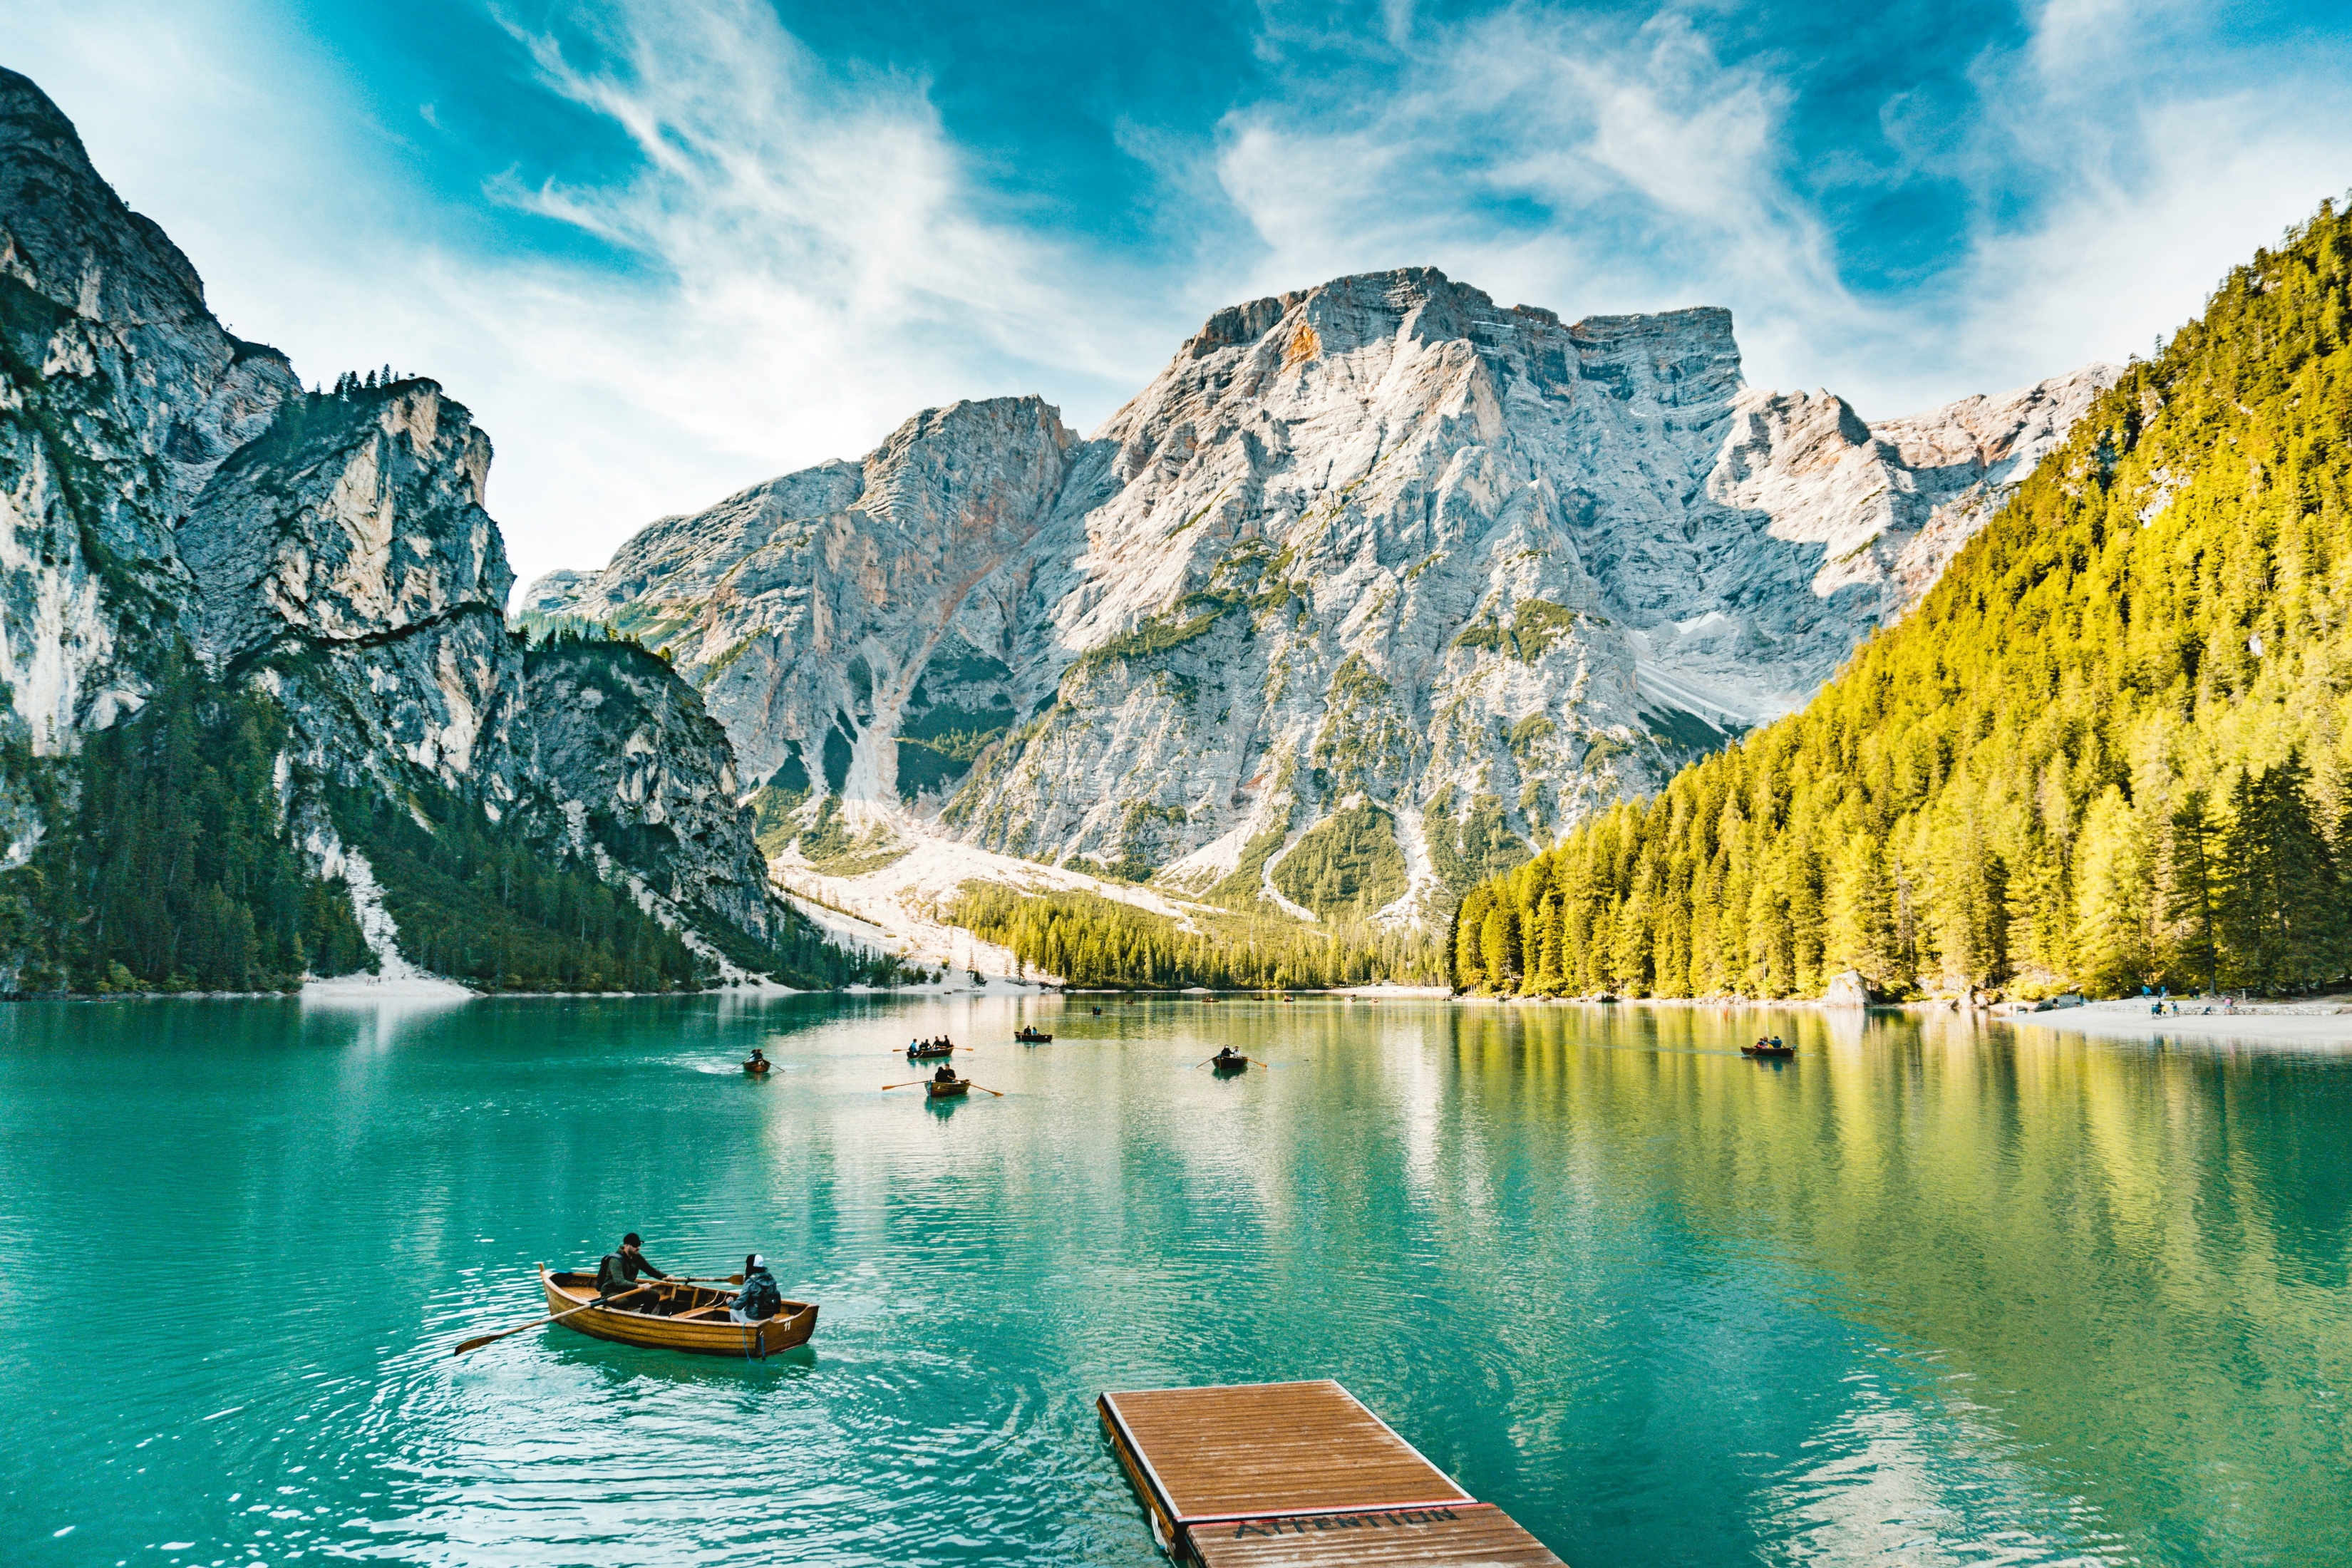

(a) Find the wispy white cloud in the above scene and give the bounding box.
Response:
[4,0,2347,591]
[1,0,1160,589]
[1210,3,2352,419]
[1212,10,1891,398]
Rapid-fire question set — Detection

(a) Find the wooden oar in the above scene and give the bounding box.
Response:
[961,1081,1005,1097]
[450,1274,736,1356]
[453,1280,659,1356]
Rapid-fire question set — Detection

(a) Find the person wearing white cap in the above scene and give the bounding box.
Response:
[732,1252,782,1323]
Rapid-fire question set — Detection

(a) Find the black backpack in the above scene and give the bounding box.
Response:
[743,1272,783,1319]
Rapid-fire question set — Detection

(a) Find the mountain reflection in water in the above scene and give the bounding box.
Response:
[1,995,2343,1567]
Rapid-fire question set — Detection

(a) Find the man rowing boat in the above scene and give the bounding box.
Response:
[932,1061,957,1084]
[596,1232,669,1299]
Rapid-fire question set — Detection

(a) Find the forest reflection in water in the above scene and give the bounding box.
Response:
[0,994,2344,1567]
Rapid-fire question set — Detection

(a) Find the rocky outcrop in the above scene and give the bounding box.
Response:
[0,67,836,984]
[1821,969,1871,1008]
[537,268,2113,927]
[516,636,785,947]
[181,381,520,796]
[1709,366,2120,656]
[546,396,1076,803]
[0,67,299,752]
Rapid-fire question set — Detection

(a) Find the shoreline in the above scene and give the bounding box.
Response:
[1993,998,2352,1046]
[16,986,2350,1044]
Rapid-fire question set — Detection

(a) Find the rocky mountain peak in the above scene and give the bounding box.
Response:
[0,68,859,990]
[535,270,2117,931]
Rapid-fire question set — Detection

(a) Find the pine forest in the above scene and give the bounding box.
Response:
[1453,201,2352,1001]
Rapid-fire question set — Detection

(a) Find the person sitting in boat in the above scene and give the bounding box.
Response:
[596,1232,669,1300]
[1215,1047,1242,1065]
[731,1254,783,1324]
[746,1048,770,1070]
[932,1061,957,1084]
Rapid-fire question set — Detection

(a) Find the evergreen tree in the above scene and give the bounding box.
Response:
[2217,751,2340,991]
[2073,786,2155,995]
[2167,790,2223,996]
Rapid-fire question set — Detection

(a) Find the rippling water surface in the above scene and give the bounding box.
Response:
[4,996,2348,1566]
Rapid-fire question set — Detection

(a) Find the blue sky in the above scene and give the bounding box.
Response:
[6,0,2349,590]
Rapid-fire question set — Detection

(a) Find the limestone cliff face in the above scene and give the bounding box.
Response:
[546,396,1076,803]
[0,68,299,750]
[537,268,2113,924]
[516,637,787,947]
[0,67,824,981]
[181,382,519,796]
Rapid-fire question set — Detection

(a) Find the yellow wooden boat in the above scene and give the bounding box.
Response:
[539,1269,818,1358]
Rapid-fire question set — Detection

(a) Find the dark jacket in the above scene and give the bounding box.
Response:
[736,1267,783,1320]
[597,1247,666,1297]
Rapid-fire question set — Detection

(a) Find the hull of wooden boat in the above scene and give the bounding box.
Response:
[540,1271,817,1358]
[744,1064,771,1075]
[927,1080,970,1098]
[907,1048,953,1059]
[1212,1059,1248,1073]
[1741,1047,1795,1058]
[1016,1033,1052,1043]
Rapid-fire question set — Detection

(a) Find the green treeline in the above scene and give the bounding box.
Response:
[951,882,1440,989]
[330,783,707,993]
[0,655,373,992]
[1455,200,2352,1001]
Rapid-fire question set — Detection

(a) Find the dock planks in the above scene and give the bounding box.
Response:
[1098,1380,1564,1567]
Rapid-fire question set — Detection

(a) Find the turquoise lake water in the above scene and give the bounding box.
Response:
[2,995,2348,1566]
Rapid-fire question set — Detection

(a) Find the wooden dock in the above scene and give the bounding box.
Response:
[1098,1380,1565,1566]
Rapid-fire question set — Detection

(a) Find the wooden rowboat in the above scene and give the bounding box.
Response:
[1211,1054,1249,1073]
[539,1269,817,1358]
[907,1043,954,1059]
[1740,1041,1796,1058]
[1016,1030,1053,1043]
[743,1060,772,1075]
[927,1078,971,1099]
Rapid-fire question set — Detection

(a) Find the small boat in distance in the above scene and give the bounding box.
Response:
[744,1049,773,1076]
[539,1269,817,1359]
[1741,1038,1796,1058]
[1016,1027,1053,1043]
[1211,1047,1249,1073]
[907,1038,954,1059]
[927,1078,971,1099]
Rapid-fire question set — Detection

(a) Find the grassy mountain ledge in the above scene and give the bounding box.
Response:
[1453,200,2352,1001]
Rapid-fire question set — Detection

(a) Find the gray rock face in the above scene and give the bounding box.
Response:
[0,67,300,749]
[547,396,1075,803]
[537,268,2113,924]
[182,382,520,795]
[0,67,818,979]
[517,636,785,946]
